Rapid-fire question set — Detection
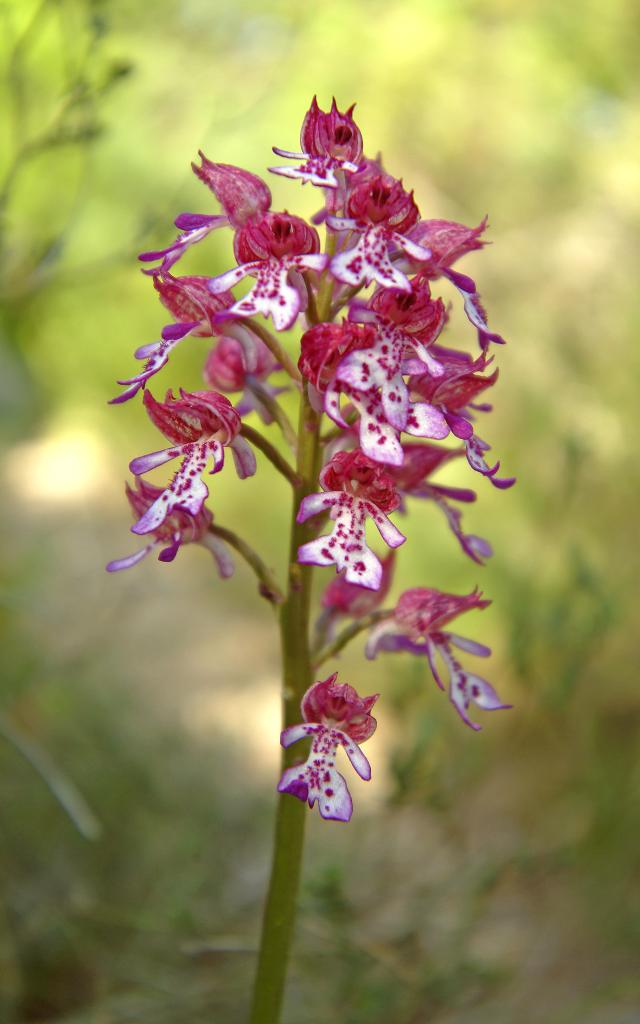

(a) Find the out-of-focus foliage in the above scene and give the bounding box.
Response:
[1,1,638,1022]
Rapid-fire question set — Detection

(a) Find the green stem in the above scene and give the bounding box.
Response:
[248,383,321,1024]
[206,524,284,605]
[245,375,298,453]
[312,610,393,669]
[245,319,302,384]
[240,424,300,488]
[249,227,336,1023]
[329,282,363,320]
[302,272,320,325]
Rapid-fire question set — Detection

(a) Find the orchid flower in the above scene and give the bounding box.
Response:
[278,674,378,821]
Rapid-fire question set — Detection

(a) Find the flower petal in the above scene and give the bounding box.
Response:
[296,491,341,523]
[447,633,492,657]
[318,769,353,821]
[330,225,412,291]
[208,262,258,294]
[297,496,384,590]
[364,619,401,659]
[201,532,235,578]
[339,735,372,781]
[405,402,450,440]
[229,435,257,479]
[106,544,154,572]
[224,260,301,331]
[131,441,223,534]
[280,723,318,748]
[368,507,406,549]
[129,446,181,476]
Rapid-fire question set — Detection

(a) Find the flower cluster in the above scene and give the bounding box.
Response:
[108,97,514,821]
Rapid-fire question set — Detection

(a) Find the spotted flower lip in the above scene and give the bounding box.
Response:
[278,673,378,821]
[106,478,233,577]
[110,276,236,405]
[335,306,446,436]
[327,214,431,294]
[296,451,405,591]
[325,374,449,467]
[366,587,511,730]
[209,211,328,332]
[270,96,363,189]
[326,168,428,291]
[128,389,255,534]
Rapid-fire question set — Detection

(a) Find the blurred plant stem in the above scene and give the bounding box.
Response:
[0,711,101,841]
[207,523,284,604]
[248,237,335,1023]
[312,609,393,669]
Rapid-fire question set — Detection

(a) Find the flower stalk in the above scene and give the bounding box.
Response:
[248,383,321,1024]
[106,96,515,1023]
[207,523,284,605]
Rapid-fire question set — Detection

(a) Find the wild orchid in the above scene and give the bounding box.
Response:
[107,96,514,1024]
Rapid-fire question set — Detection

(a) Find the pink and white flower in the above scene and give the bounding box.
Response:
[325,374,449,467]
[129,389,255,535]
[270,96,363,189]
[366,587,511,730]
[111,275,236,404]
[328,173,430,292]
[296,450,405,590]
[209,212,328,331]
[403,218,505,349]
[410,352,515,488]
[106,478,233,577]
[278,673,378,821]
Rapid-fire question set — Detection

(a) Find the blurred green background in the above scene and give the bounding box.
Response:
[1,1,639,1021]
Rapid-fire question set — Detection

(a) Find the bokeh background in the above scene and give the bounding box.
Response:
[1,1,639,1021]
